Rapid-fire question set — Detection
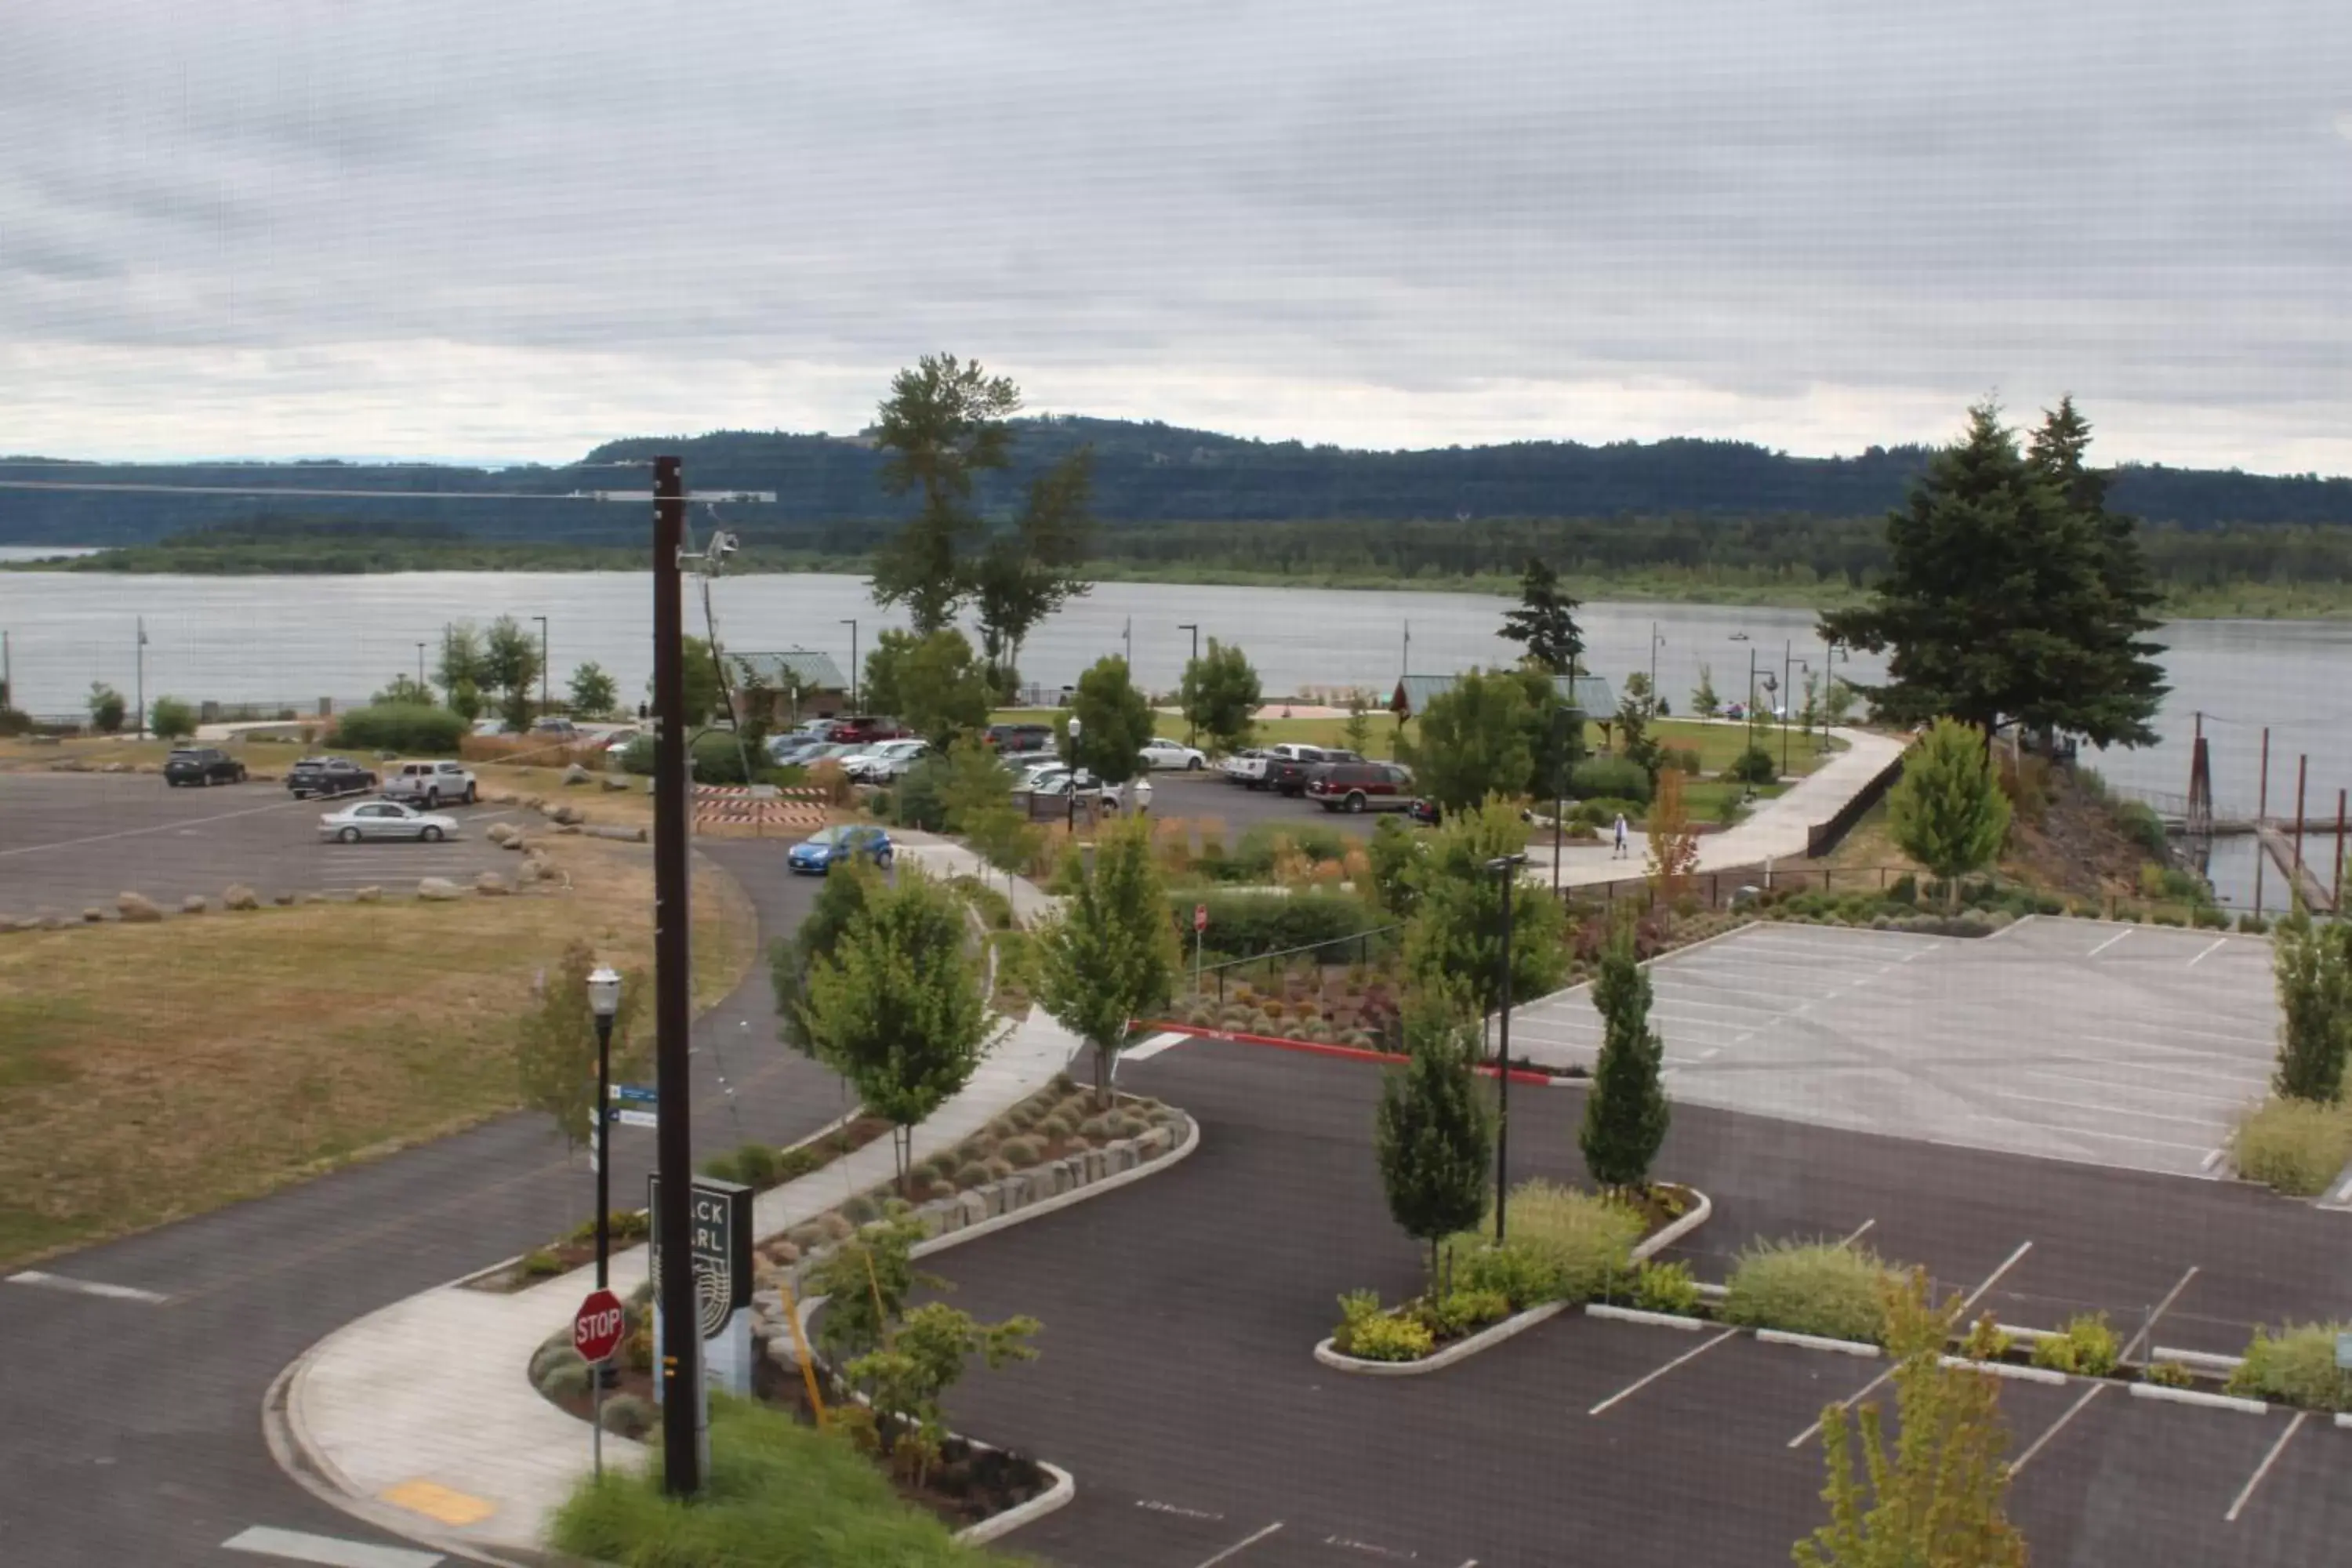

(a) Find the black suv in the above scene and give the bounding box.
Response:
[1267,746,1363,797]
[984,722,1054,755]
[164,747,247,787]
[286,756,379,799]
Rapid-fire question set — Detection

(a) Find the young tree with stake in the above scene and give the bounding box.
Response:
[1035,815,1180,1104]
[517,940,649,1148]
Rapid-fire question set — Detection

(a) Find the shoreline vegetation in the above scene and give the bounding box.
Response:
[9,534,2352,621]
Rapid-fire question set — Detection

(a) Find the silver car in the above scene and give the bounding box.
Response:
[318,800,461,843]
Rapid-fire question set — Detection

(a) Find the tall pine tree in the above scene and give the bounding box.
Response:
[1581,916,1669,1191]
[1374,996,1495,1287]
[1499,557,1585,677]
[1820,401,2165,749]
[2026,396,2168,749]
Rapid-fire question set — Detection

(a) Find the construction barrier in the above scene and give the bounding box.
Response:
[691,784,830,837]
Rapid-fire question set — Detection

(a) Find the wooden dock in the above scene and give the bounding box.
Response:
[2253,821,2337,914]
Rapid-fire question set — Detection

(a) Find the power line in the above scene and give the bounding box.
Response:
[0,480,773,503]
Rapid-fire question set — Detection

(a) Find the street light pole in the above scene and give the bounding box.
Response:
[1065,713,1083,834]
[1486,854,1526,1241]
[416,641,427,690]
[650,457,702,1497]
[586,967,621,1290]
[1781,640,1793,779]
[840,619,858,710]
[535,615,551,717]
[1178,624,1199,746]
[1650,622,1662,704]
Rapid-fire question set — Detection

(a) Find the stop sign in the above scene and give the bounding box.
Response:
[1194,903,1209,933]
[573,1287,627,1364]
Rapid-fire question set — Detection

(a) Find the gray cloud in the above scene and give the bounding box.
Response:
[0,0,2346,469]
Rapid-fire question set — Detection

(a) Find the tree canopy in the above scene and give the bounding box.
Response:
[1886,718,2012,904]
[1034,816,1180,1102]
[1375,997,1495,1285]
[867,354,1022,633]
[1499,556,1584,675]
[973,449,1096,697]
[1403,800,1568,1022]
[1178,638,1262,754]
[1408,670,1534,815]
[1820,401,2167,749]
[1068,657,1155,786]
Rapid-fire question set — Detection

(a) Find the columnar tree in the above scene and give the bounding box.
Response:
[801,866,991,1185]
[517,940,649,1148]
[1500,556,1584,676]
[1886,718,2012,908]
[1796,1269,2027,1568]
[1820,400,2165,750]
[1178,638,1262,754]
[1067,656,1154,786]
[1035,815,1180,1103]
[869,354,1022,633]
[1409,670,1534,816]
[1403,799,1568,1026]
[1375,994,1495,1287]
[1615,673,1663,782]
[2272,916,2352,1103]
[1580,917,1669,1191]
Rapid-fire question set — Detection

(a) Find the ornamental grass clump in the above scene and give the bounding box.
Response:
[1722,1240,1898,1345]
[2227,1322,2352,1411]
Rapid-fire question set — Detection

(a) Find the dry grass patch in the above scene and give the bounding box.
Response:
[0,837,754,1265]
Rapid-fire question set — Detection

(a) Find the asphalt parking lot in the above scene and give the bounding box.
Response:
[930,1038,2352,1568]
[1508,917,2280,1178]
[0,771,514,916]
[1126,770,1388,840]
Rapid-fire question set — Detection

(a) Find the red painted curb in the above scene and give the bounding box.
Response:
[1137,1021,1570,1086]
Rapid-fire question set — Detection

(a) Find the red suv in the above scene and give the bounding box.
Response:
[1306,761,1416,813]
[826,714,910,744]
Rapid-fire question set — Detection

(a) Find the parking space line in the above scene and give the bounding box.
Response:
[1980,1090,2220,1129]
[2009,1383,2108,1477]
[0,796,313,857]
[1195,1521,1285,1566]
[2086,929,2132,958]
[2120,1266,2199,1362]
[2187,938,2231,969]
[1838,1218,1875,1248]
[1588,1327,1741,1415]
[1789,1243,2032,1448]
[2016,1069,2253,1107]
[2224,1411,2307,1523]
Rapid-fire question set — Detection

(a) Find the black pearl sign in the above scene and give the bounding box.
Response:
[646,1173,753,1341]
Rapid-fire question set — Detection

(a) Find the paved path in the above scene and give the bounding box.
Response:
[1532,726,1906,891]
[282,848,1083,1559]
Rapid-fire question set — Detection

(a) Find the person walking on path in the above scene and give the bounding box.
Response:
[1613,811,1629,859]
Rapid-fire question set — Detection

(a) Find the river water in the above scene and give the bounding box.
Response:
[5,564,2347,903]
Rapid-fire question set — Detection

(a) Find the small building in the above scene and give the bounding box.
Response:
[1389,671,1617,724]
[726,650,850,726]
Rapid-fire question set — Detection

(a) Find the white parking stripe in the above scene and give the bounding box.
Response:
[1123,1033,1189,1062]
[2086,929,2132,958]
[2009,1384,2107,1477]
[1193,1521,1285,1566]
[1790,1243,2031,1448]
[2225,1412,2307,1523]
[2187,938,2231,969]
[1588,1328,1741,1416]
[5,1270,169,1305]
[1979,1090,2220,1129]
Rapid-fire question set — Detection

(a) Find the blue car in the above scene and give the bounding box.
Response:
[787,824,895,875]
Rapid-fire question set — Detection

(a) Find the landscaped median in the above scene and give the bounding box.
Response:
[1315,1180,1712,1373]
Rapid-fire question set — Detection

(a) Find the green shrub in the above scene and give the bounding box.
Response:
[2238,913,2270,935]
[520,1248,566,1279]
[2142,1359,2194,1388]
[999,1138,1041,1169]
[736,1143,786,1188]
[1331,1288,1382,1354]
[1452,1240,1556,1311]
[951,1161,991,1188]
[2028,1313,2120,1377]
[1076,1115,1110,1141]
[334,702,466,753]
[597,1393,658,1439]
[149,695,197,741]
[1482,1180,1644,1305]
[2114,800,2170,856]
[1725,744,1777,785]
[2228,1323,2352,1410]
[2231,1098,2352,1196]
[1720,1240,1895,1344]
[1630,1259,1704,1316]
[1345,1312,1435,1363]
[771,1145,824,1184]
[1036,1112,1075,1141]
[839,1195,880,1225]
[1570,757,1654,806]
[531,1341,586,1385]
[1226,819,1354,880]
[1179,890,1381,960]
[537,1359,592,1401]
[1421,1288,1513,1338]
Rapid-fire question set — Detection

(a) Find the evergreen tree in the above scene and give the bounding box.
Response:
[1499,556,1584,676]
[869,354,1022,633]
[2027,396,2169,749]
[2272,916,2352,1103]
[1580,917,1669,1191]
[1374,997,1495,1286]
[1820,401,2165,749]
[1514,667,1588,803]
[1178,638,1263,754]
[1886,718,2012,908]
[1035,815,1181,1103]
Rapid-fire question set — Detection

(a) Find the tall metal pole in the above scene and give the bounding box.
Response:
[2336,789,2347,911]
[1178,624,1200,746]
[2293,753,2309,886]
[1649,622,1660,706]
[840,619,858,710]
[1780,640,1793,777]
[2256,726,2271,916]
[1402,620,1410,680]
[1123,617,1132,670]
[1491,857,1519,1243]
[594,1013,614,1290]
[535,615,550,716]
[3,628,12,710]
[416,641,426,689]
[135,616,145,739]
[651,457,702,1497]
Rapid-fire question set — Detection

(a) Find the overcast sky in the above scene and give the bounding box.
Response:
[3,1,2347,471]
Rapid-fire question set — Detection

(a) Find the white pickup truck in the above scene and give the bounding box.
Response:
[1218,748,1270,787]
[382,759,479,807]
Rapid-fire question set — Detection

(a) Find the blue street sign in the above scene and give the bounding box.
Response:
[608,1084,659,1105]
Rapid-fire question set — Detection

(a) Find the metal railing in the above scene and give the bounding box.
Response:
[1189,923,1405,1005]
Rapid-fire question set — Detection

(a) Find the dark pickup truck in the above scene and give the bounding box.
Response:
[286,756,379,799]
[163,747,248,787]
[1265,745,1363,797]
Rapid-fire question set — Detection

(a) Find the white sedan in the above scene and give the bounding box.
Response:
[318,800,461,843]
[1138,738,1207,771]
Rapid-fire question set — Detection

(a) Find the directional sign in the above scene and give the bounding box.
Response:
[574,1288,627,1364]
[1194,903,1209,933]
[610,1108,659,1129]
[608,1083,659,1105]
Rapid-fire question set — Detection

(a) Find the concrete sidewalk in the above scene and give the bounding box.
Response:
[281,852,1084,1560]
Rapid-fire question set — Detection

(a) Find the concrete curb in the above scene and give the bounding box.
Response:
[1316,1186,1714,1376]
[1757,1328,1882,1358]
[1938,1354,2068,1385]
[1585,1304,1706,1331]
[2336,1412,2352,1430]
[2151,1346,2245,1374]
[907,1111,1202,1265]
[1135,1021,1570,1087]
[2131,1382,2268,1414]
[956,1462,1075,1546]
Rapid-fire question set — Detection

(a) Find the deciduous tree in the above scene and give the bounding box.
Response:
[889,629,994,743]
[1178,639,1262,755]
[974,449,1095,696]
[1409,669,1534,815]
[2272,915,2352,1104]
[436,622,488,699]
[1068,656,1154,786]
[482,615,543,717]
[771,859,881,1061]
[802,868,990,1185]
[1500,556,1584,676]
[868,354,1022,633]
[1644,766,1700,902]
[1375,996,1494,1286]
[568,662,619,718]
[1886,718,2012,908]
[1580,917,1669,1191]
[1035,815,1180,1103]
[1691,663,1721,719]
[87,681,125,734]
[1403,800,1567,1025]
[517,940,649,1149]
[149,695,196,742]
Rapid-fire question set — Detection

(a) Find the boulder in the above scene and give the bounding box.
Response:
[1136,1126,1174,1160]
[100,761,128,774]
[272,890,297,906]
[40,914,67,931]
[561,764,591,786]
[223,884,260,911]
[955,1192,988,1230]
[485,822,519,847]
[82,907,106,923]
[417,877,465,902]
[475,872,511,897]
[557,822,584,836]
[601,775,630,792]
[117,891,165,923]
[548,804,584,826]
[180,895,208,916]
[354,886,383,903]
[498,833,526,852]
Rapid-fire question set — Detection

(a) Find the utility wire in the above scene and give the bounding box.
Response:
[0,479,771,502]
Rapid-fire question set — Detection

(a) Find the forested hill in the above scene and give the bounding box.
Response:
[4,416,2351,544]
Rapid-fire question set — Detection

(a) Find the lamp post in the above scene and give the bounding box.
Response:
[1486,852,1528,1241]
[1178,624,1199,746]
[1780,640,1794,779]
[1650,622,1664,706]
[840,619,858,710]
[586,965,622,1290]
[416,641,427,691]
[1065,713,1083,834]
